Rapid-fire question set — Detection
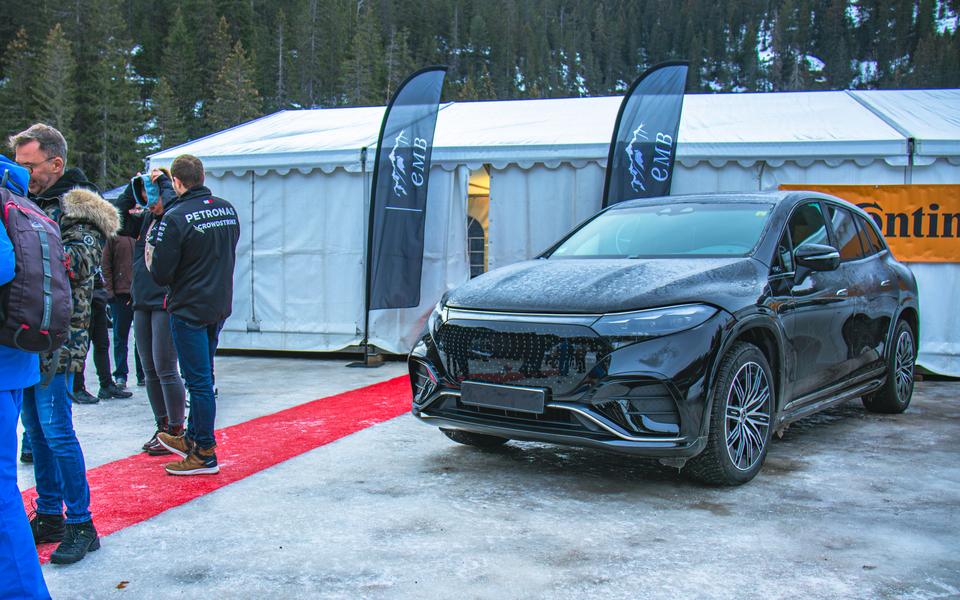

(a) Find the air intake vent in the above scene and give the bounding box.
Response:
[592,382,680,435]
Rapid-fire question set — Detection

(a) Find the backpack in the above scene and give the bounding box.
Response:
[0,159,72,353]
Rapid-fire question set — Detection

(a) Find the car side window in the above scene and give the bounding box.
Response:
[788,202,829,248]
[857,214,886,254]
[827,205,865,262]
[771,230,794,275]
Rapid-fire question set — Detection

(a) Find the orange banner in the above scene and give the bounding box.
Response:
[779,184,960,263]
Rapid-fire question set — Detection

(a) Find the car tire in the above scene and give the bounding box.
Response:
[441,428,510,448]
[862,319,916,414]
[685,342,774,486]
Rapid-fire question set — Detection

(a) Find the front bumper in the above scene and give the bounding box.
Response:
[409,310,733,458]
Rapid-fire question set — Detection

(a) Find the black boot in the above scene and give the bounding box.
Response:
[50,520,100,564]
[73,388,101,405]
[98,383,132,399]
[143,416,169,452]
[30,512,65,544]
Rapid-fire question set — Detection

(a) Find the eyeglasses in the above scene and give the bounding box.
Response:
[18,156,56,173]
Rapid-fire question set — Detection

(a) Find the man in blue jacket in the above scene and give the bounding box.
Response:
[151,155,239,475]
[1,212,51,599]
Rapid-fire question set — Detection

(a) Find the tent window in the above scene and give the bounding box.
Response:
[468,218,485,278]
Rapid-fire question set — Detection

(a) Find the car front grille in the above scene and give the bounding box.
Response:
[434,319,609,396]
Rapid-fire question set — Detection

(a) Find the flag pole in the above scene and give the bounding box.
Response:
[348,145,383,368]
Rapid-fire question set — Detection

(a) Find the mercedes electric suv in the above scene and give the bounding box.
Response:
[408,191,919,485]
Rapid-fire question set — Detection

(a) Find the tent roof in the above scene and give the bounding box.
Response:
[848,89,960,157]
[149,89,958,174]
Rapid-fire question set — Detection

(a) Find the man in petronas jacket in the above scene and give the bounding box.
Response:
[10,123,119,564]
[151,154,239,476]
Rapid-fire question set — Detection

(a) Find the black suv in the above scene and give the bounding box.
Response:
[409,192,919,485]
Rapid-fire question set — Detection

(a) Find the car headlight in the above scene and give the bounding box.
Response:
[428,299,449,337]
[592,304,717,347]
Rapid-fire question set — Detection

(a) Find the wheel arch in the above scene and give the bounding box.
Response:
[700,316,786,439]
[896,306,919,354]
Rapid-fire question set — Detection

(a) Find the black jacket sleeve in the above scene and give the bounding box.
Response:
[115,183,144,237]
[149,213,183,286]
[156,174,177,206]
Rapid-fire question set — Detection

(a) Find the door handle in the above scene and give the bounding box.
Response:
[836,289,848,297]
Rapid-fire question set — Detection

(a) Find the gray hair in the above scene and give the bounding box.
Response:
[8,123,68,162]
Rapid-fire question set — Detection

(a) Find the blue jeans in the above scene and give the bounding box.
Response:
[110,296,143,382]
[0,389,50,599]
[21,373,92,523]
[169,315,223,449]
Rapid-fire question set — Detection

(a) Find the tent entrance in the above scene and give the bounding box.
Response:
[468,167,490,278]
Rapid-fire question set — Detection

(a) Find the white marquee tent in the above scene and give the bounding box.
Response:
[148,89,960,376]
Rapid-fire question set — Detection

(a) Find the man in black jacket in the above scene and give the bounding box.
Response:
[151,155,239,475]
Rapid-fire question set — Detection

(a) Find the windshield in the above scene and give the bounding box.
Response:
[549,202,773,258]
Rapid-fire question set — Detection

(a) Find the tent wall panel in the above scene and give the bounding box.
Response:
[912,159,960,184]
[906,264,959,375]
[488,163,604,270]
[208,172,253,340]
[211,170,366,351]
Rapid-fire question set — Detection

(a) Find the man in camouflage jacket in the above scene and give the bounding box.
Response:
[11,124,118,564]
[38,186,119,376]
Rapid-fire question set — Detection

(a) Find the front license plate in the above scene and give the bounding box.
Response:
[460,381,546,414]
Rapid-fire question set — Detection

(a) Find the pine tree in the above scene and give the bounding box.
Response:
[152,76,189,149]
[207,40,262,132]
[84,0,145,188]
[161,8,201,133]
[181,0,220,86]
[739,21,760,91]
[296,0,322,107]
[196,15,234,132]
[271,8,291,110]
[476,63,497,99]
[0,28,37,139]
[32,24,77,148]
[457,73,478,100]
[384,27,416,102]
[340,5,384,106]
[819,0,853,88]
[210,17,234,87]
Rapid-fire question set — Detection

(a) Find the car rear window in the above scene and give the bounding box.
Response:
[549,202,773,258]
[857,214,886,254]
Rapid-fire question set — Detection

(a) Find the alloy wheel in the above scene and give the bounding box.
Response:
[894,330,915,402]
[724,361,771,472]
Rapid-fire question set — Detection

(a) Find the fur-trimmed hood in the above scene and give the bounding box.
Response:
[61,187,120,238]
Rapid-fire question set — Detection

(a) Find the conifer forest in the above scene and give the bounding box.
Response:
[1,0,957,191]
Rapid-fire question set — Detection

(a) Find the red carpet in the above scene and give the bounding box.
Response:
[22,376,411,562]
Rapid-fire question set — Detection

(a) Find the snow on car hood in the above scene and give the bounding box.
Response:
[445,257,766,314]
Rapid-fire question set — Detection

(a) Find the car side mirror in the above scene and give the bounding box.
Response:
[795,243,840,272]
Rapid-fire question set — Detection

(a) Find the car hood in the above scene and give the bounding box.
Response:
[445,257,767,314]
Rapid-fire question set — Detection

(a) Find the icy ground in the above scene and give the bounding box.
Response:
[18,356,960,599]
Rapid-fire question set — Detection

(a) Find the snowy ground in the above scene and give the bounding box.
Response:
[17,355,960,599]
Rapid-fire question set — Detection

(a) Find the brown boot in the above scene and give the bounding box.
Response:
[164,445,219,476]
[156,431,194,458]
